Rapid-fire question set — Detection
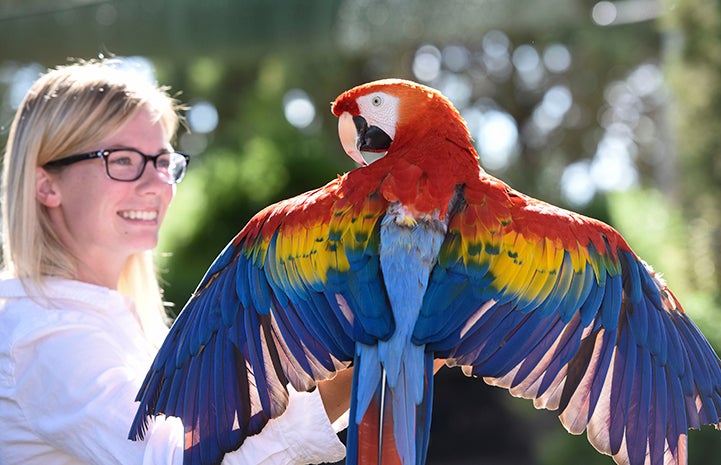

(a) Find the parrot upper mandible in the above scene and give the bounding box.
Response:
[130,79,721,465]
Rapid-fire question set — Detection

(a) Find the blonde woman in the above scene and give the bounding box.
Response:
[0,60,350,465]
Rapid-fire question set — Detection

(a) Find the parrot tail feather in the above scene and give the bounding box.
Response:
[357,369,403,465]
[348,351,402,465]
[347,349,435,465]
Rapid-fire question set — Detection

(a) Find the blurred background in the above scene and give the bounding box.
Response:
[1,0,720,463]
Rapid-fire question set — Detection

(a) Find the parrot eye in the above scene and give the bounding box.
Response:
[371,95,383,106]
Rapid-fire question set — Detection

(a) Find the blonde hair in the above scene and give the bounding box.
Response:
[1,59,183,333]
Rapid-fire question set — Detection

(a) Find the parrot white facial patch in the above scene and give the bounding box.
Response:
[357,91,399,141]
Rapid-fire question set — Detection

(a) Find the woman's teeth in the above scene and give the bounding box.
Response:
[121,210,158,221]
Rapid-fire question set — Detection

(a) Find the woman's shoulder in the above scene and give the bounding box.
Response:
[0,277,130,350]
[0,277,157,385]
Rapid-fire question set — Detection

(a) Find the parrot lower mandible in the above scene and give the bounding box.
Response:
[130,79,721,465]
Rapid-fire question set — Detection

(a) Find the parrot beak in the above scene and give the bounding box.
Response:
[338,112,367,166]
[338,112,393,166]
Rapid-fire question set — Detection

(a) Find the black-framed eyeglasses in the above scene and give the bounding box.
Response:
[43,148,190,184]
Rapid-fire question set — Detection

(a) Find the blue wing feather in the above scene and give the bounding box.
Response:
[519,312,582,396]
[477,311,562,378]
[182,355,200,462]
[645,297,665,363]
[559,328,616,426]
[668,371,686,459]
[211,332,235,453]
[626,343,652,465]
[198,342,216,465]
[599,273,623,330]
[649,363,668,465]
[578,271,606,326]
[218,265,238,327]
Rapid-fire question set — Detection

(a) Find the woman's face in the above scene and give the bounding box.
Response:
[38,108,175,285]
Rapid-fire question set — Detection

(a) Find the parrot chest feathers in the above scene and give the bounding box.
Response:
[381,202,451,272]
[384,202,447,230]
[379,168,464,225]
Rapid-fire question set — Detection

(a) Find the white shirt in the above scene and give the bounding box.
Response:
[0,278,346,465]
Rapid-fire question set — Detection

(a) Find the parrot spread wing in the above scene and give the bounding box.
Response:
[130,173,392,465]
[414,175,721,465]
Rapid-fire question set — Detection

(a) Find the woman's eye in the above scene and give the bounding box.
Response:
[111,156,134,166]
[107,150,142,167]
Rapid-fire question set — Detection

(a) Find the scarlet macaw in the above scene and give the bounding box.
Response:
[130,79,721,465]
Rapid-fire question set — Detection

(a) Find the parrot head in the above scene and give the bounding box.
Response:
[331,78,473,166]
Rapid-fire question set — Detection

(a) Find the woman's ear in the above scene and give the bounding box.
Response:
[36,167,62,208]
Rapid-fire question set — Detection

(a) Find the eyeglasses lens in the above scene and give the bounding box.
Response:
[105,150,187,184]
